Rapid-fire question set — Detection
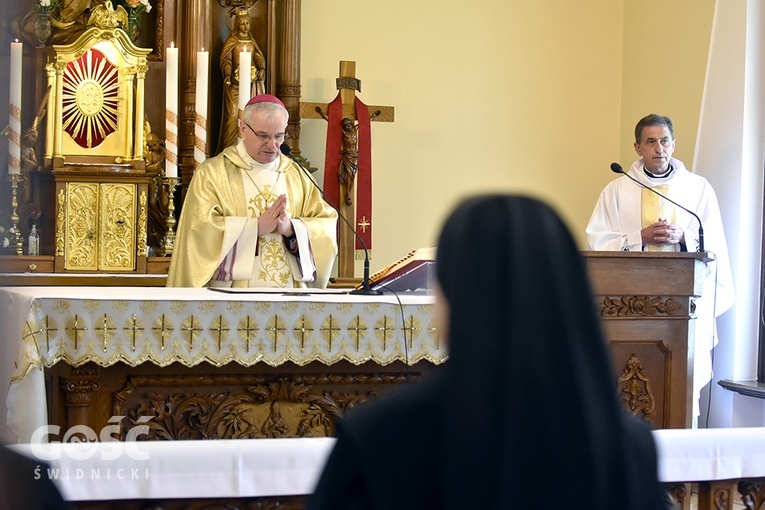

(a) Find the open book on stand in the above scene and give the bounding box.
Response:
[362,246,437,292]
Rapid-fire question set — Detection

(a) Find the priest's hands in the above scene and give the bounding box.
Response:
[258,194,294,237]
[641,219,684,247]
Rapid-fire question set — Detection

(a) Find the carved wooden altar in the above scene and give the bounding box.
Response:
[583,251,706,429]
[1,287,442,443]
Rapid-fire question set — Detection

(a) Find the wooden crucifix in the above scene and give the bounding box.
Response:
[300,61,394,281]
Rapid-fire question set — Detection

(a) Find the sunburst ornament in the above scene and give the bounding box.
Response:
[61,48,120,149]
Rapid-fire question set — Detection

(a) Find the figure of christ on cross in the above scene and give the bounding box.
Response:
[300,61,394,280]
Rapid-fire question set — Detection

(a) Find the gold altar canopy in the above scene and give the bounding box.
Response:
[42,8,152,273]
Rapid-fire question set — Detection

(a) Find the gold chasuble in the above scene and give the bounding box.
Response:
[167,144,338,288]
[641,184,676,252]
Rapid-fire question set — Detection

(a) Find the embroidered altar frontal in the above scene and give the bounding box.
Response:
[14,288,441,374]
[1,287,443,442]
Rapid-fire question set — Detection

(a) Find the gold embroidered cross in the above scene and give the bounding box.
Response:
[238,315,259,352]
[348,315,367,351]
[98,313,117,353]
[357,216,370,233]
[320,314,341,351]
[181,315,203,350]
[265,315,286,351]
[293,316,314,351]
[125,314,144,352]
[151,314,173,352]
[375,315,395,352]
[403,315,420,351]
[41,315,57,353]
[66,314,88,352]
[211,315,230,351]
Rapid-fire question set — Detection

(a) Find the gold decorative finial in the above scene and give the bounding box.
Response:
[87,0,129,29]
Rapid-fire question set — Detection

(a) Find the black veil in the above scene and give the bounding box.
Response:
[436,195,646,509]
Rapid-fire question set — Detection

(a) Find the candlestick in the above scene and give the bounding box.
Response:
[194,49,209,169]
[165,43,179,178]
[238,50,251,118]
[159,177,178,256]
[8,175,22,255]
[8,41,22,176]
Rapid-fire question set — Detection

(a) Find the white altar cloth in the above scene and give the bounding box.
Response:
[0,287,440,443]
[10,437,336,501]
[8,428,765,502]
[653,427,765,482]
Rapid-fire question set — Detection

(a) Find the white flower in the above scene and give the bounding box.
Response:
[39,0,51,6]
[140,0,151,12]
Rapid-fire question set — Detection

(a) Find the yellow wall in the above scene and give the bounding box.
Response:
[300,1,714,274]
[620,0,716,168]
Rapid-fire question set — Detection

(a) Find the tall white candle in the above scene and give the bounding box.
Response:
[194,49,209,168]
[238,50,251,115]
[8,41,22,176]
[164,43,179,178]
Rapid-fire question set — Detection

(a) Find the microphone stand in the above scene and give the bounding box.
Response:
[281,144,382,295]
[610,162,705,252]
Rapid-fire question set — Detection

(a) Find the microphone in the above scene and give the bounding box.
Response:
[281,143,382,295]
[610,162,704,252]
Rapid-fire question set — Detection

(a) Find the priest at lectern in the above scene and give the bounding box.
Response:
[167,95,338,288]
[586,113,735,420]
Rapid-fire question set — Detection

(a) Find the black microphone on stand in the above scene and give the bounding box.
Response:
[610,162,704,252]
[281,143,382,295]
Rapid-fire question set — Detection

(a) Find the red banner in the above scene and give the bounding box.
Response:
[322,94,373,256]
[354,96,372,256]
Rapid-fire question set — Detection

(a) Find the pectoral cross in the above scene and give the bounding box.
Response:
[300,61,394,280]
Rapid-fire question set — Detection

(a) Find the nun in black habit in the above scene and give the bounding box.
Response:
[307,194,664,510]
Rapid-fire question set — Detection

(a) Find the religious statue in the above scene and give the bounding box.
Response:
[144,131,169,250]
[217,8,267,153]
[11,0,112,47]
[145,130,164,173]
[315,107,361,207]
[19,128,39,204]
[86,0,128,29]
[339,118,358,206]
[261,401,289,438]
[18,86,50,204]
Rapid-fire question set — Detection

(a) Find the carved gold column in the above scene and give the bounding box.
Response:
[124,71,136,162]
[279,0,302,157]
[52,60,65,160]
[134,61,149,165]
[44,62,56,162]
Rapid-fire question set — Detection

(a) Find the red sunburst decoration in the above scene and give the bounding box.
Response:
[62,48,120,148]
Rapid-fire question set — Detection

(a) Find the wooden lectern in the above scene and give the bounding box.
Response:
[583,251,708,429]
